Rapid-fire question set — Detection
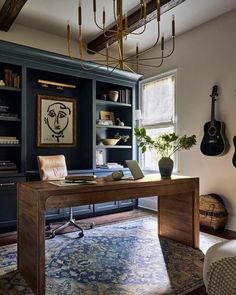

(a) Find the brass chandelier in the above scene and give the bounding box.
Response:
[67,0,175,74]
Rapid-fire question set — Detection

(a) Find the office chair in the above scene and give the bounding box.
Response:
[37,155,94,239]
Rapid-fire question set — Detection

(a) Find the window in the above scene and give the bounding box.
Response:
[139,70,177,170]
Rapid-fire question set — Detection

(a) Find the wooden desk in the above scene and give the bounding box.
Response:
[17,174,199,295]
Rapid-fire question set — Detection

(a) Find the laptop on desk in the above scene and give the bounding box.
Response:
[122,160,145,180]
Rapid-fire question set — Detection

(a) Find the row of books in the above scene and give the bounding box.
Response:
[0,136,19,144]
[4,69,21,88]
[0,160,18,173]
[118,89,131,104]
[97,162,124,169]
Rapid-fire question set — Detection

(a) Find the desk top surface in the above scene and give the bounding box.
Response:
[18,174,199,194]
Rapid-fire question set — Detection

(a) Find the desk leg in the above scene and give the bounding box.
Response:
[158,190,199,248]
[18,187,46,295]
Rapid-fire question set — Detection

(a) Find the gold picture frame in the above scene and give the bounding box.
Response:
[37,94,77,147]
[100,111,115,125]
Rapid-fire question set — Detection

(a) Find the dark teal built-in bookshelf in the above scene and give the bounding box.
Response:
[0,40,141,232]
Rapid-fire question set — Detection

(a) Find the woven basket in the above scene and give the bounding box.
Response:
[200,194,228,231]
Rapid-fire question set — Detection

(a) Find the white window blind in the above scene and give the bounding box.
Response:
[139,71,177,170]
[142,75,175,126]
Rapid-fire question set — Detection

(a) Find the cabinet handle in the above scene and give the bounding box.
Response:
[0,182,16,186]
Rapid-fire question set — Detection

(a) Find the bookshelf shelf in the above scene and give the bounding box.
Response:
[0,86,21,92]
[0,144,21,147]
[96,145,132,149]
[96,99,131,107]
[96,124,131,130]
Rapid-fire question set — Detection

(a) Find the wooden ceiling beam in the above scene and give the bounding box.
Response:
[0,0,28,31]
[87,0,185,53]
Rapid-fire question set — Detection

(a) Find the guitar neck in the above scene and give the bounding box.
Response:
[210,97,216,124]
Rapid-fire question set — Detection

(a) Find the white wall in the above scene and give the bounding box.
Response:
[138,9,236,231]
[1,9,235,230]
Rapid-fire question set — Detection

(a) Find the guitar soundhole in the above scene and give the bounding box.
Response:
[208,126,217,137]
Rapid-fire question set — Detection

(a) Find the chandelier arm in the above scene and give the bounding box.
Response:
[127,37,175,62]
[124,21,160,62]
[126,56,164,68]
[85,44,119,62]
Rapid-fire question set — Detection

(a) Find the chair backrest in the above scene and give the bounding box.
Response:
[37,155,68,181]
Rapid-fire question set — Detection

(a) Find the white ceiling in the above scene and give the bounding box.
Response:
[1,0,236,54]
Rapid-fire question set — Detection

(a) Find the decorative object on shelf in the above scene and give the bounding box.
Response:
[37,95,77,147]
[116,117,124,126]
[114,132,129,142]
[100,94,107,100]
[200,85,229,156]
[100,111,115,125]
[102,138,120,146]
[97,119,113,126]
[200,194,228,230]
[96,150,104,166]
[0,80,5,87]
[37,79,76,90]
[102,133,129,146]
[107,90,119,102]
[134,127,196,179]
[67,0,177,74]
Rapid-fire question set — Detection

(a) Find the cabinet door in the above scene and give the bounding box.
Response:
[0,177,26,232]
[45,209,64,221]
[94,201,119,212]
[64,205,94,217]
[119,199,136,208]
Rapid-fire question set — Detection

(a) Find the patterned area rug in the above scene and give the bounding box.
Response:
[0,217,224,295]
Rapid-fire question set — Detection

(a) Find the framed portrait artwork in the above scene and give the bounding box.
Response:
[37,95,77,147]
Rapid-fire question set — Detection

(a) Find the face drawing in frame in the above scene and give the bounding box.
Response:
[44,102,71,142]
[37,95,76,147]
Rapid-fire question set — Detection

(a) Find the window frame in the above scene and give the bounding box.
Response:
[137,69,178,172]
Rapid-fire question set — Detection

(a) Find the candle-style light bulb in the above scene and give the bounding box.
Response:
[103,7,106,26]
[78,0,82,26]
[172,14,175,36]
[161,33,164,51]
[143,1,147,19]
[157,0,160,22]
[93,0,96,12]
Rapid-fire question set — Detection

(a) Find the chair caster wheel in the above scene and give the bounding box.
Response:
[90,222,95,229]
[49,232,56,239]
[78,232,84,238]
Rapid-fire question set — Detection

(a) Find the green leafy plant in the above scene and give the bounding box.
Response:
[134,127,196,158]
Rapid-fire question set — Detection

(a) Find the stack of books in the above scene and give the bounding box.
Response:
[0,160,18,174]
[0,105,18,119]
[97,162,124,169]
[4,69,21,88]
[0,136,19,144]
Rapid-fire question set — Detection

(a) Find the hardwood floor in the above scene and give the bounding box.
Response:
[0,208,235,295]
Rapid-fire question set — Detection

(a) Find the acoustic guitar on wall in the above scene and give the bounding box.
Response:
[200,85,228,156]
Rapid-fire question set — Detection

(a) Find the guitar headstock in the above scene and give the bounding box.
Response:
[210,85,218,100]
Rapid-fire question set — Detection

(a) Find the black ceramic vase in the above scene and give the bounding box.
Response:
[158,157,174,179]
